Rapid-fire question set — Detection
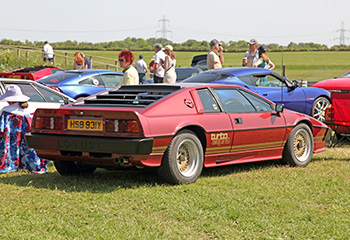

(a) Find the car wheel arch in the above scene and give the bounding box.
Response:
[294,120,313,134]
[174,125,207,153]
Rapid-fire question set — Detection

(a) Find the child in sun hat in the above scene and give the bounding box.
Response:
[0,85,49,173]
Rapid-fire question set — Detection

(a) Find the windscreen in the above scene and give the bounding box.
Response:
[38,72,80,84]
[183,72,230,83]
[175,69,199,81]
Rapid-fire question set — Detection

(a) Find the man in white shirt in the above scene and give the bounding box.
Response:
[43,41,54,64]
[153,43,166,83]
[242,39,259,67]
[135,55,148,84]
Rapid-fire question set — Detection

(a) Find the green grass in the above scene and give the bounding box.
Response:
[2,48,349,82]
[1,145,350,239]
[75,50,350,82]
[1,47,350,239]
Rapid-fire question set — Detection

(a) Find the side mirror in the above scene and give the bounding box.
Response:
[273,103,284,117]
[275,103,284,113]
[292,80,300,88]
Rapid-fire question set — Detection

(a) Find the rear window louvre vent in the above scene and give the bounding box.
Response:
[82,85,182,107]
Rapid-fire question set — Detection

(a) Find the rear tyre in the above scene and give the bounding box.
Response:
[157,130,204,184]
[282,124,313,167]
[54,161,96,176]
[311,97,330,122]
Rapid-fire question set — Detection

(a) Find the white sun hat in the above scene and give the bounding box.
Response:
[0,85,30,102]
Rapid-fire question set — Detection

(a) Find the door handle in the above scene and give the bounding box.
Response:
[263,93,268,96]
[235,118,242,124]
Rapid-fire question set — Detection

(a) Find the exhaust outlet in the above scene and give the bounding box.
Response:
[114,158,120,165]
[119,156,130,166]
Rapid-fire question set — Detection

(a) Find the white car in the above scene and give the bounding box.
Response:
[0,79,74,113]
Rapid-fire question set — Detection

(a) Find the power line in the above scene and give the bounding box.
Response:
[156,15,172,39]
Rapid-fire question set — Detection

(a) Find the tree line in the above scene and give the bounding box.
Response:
[1,38,350,52]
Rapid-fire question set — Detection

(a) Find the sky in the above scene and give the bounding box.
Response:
[0,0,349,47]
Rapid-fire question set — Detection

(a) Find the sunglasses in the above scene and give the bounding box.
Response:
[118,59,126,62]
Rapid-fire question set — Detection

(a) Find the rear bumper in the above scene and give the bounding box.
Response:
[25,133,154,155]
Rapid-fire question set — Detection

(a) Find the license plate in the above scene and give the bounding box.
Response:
[67,119,103,131]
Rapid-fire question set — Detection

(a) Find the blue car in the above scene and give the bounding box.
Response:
[183,67,331,121]
[37,69,123,100]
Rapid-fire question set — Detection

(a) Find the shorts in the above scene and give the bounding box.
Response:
[44,57,54,63]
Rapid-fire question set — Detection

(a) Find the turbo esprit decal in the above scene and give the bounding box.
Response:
[211,132,230,146]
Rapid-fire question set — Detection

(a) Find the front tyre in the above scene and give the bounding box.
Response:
[311,97,330,122]
[157,130,204,184]
[54,161,96,176]
[282,124,313,167]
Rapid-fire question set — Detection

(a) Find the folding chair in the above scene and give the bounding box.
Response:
[325,92,350,147]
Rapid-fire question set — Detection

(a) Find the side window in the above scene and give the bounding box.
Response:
[240,90,273,112]
[237,75,255,86]
[79,76,104,86]
[254,74,286,87]
[213,88,256,113]
[197,89,220,113]
[35,85,66,103]
[100,74,123,87]
[3,83,45,102]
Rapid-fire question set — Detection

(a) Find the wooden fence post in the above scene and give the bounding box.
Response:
[65,52,68,66]
[17,49,20,58]
[26,51,29,60]
[90,56,93,68]
[115,61,118,71]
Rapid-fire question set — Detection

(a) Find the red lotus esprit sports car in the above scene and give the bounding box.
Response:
[26,83,329,184]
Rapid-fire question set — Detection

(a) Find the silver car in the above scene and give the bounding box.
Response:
[0,79,74,113]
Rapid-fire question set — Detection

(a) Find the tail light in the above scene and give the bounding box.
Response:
[34,116,63,130]
[106,119,140,133]
[325,105,334,120]
[48,86,63,93]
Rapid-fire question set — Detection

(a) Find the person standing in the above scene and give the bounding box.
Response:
[207,39,224,70]
[242,39,259,67]
[118,50,139,86]
[135,54,148,84]
[73,52,85,70]
[43,41,54,64]
[0,85,49,174]
[253,45,275,70]
[161,45,177,83]
[81,52,91,69]
[153,43,166,83]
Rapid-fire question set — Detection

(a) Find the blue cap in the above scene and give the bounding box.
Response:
[258,45,267,53]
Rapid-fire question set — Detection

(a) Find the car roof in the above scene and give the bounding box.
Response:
[204,67,274,76]
[0,78,75,101]
[76,83,247,109]
[63,69,123,74]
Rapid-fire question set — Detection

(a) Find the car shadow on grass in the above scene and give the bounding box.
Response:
[0,160,287,192]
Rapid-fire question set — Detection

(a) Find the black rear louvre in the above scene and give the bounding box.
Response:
[82,85,182,108]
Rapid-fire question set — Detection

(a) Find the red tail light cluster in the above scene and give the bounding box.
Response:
[105,119,140,133]
[34,116,63,130]
[325,105,334,121]
[48,86,63,93]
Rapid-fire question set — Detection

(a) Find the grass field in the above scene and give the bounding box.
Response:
[81,50,350,82]
[3,48,349,82]
[1,48,350,239]
[0,145,349,239]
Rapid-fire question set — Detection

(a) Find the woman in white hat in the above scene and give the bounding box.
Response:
[161,45,177,84]
[0,85,49,174]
